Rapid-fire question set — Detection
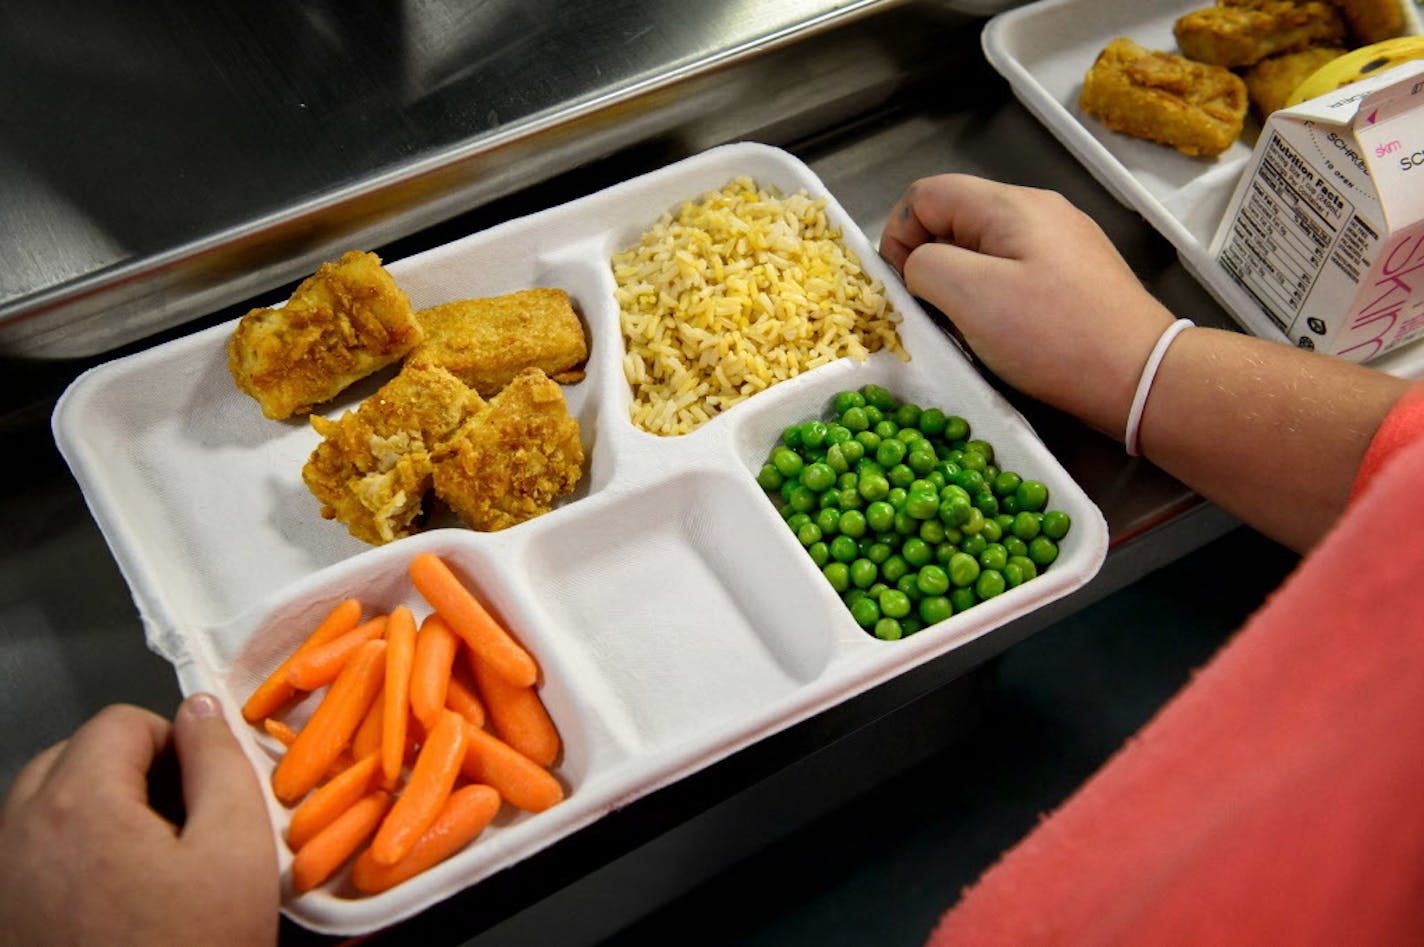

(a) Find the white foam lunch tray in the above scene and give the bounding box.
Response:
[52,142,1108,936]
[983,0,1424,380]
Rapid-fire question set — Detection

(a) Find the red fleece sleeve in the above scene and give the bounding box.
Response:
[1350,382,1424,503]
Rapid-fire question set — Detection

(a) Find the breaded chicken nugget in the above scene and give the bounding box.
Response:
[1331,0,1407,43]
[408,288,588,397]
[1080,38,1249,156]
[1244,45,1347,116]
[302,362,485,545]
[1174,0,1345,68]
[228,251,424,420]
[433,368,584,532]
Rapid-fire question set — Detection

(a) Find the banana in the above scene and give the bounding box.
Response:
[1285,34,1424,107]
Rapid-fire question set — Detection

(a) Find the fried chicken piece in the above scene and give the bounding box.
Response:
[1331,0,1406,43]
[1244,45,1347,116]
[1080,38,1249,156]
[407,288,588,397]
[1174,0,1346,68]
[433,368,584,532]
[228,251,423,420]
[302,362,485,545]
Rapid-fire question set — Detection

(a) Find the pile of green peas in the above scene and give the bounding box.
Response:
[756,384,1072,641]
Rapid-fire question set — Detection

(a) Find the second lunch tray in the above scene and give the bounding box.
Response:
[52,142,1108,935]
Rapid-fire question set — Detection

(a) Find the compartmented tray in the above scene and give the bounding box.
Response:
[52,142,1108,935]
[982,0,1424,380]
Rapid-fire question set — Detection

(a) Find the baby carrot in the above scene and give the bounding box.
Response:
[443,667,486,728]
[470,651,561,767]
[382,605,417,788]
[284,616,388,691]
[272,639,387,806]
[369,709,467,866]
[350,784,501,894]
[352,686,385,762]
[243,598,362,723]
[264,717,299,747]
[409,614,459,731]
[460,722,564,813]
[409,553,537,688]
[290,789,392,895]
[287,753,380,852]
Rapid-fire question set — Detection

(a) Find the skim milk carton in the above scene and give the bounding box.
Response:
[1210,60,1424,362]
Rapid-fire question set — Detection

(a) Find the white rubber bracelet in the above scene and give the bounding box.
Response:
[1124,318,1193,457]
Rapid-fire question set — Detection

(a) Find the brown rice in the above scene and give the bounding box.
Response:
[612,176,907,437]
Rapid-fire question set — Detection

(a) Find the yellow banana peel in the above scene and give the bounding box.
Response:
[1285,35,1424,108]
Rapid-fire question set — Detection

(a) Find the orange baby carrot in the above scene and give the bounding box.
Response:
[382,605,417,787]
[286,753,380,852]
[443,667,486,728]
[369,709,467,866]
[409,553,537,688]
[460,722,564,813]
[469,652,561,767]
[284,616,388,691]
[290,789,392,894]
[272,639,387,806]
[264,717,299,747]
[352,686,385,762]
[243,598,362,723]
[409,614,460,731]
[350,784,501,894]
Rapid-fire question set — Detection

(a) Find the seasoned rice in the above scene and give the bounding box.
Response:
[613,176,907,436]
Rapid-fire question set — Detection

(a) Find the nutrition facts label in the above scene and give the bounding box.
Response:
[1217,131,1356,331]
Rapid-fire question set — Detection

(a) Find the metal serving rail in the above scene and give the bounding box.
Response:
[0,2,1247,943]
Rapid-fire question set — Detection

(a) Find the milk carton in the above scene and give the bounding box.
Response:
[1210,60,1424,362]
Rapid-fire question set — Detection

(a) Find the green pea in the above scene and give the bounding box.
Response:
[979,543,1009,572]
[965,439,995,463]
[834,390,866,414]
[1029,536,1059,566]
[863,405,884,426]
[1012,511,1041,540]
[896,428,923,446]
[850,595,880,628]
[919,407,947,436]
[975,569,1006,600]
[905,488,939,520]
[839,439,865,465]
[789,486,817,513]
[935,541,958,565]
[948,552,981,588]
[954,468,986,494]
[926,470,946,490]
[874,438,906,468]
[881,555,910,584]
[980,517,1003,543]
[974,491,1000,517]
[844,588,866,606]
[838,487,864,510]
[896,573,924,602]
[871,420,897,441]
[1003,561,1026,588]
[919,595,952,625]
[823,562,850,593]
[866,582,889,598]
[1008,555,1039,581]
[867,541,893,565]
[886,487,908,510]
[887,464,915,488]
[858,472,889,502]
[960,507,986,536]
[943,416,970,441]
[888,403,918,429]
[817,489,841,511]
[808,541,830,567]
[802,462,836,493]
[939,495,972,527]
[879,588,913,619]
[992,470,1022,498]
[907,448,937,476]
[1000,494,1020,515]
[901,617,924,636]
[873,618,903,641]
[865,500,895,533]
[800,420,828,449]
[838,509,867,538]
[919,519,946,544]
[815,508,840,535]
[950,586,978,613]
[854,430,881,452]
[830,535,859,563]
[850,558,879,589]
[781,425,804,448]
[825,424,852,446]
[771,446,804,478]
[841,406,869,432]
[902,537,933,568]
[825,443,849,475]
[916,564,950,596]
[797,522,822,546]
[786,512,811,532]
[1015,480,1049,512]
[960,532,988,558]
[862,384,896,411]
[959,450,987,475]
[756,463,783,491]
[1041,510,1072,540]
[1004,535,1029,559]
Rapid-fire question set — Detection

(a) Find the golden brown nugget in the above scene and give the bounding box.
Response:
[1244,45,1347,116]
[1174,0,1346,68]
[407,288,588,397]
[1080,38,1249,156]
[303,363,485,545]
[228,250,424,420]
[433,368,584,532]
[1332,0,1406,43]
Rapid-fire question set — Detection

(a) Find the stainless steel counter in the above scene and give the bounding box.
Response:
[0,3,1246,944]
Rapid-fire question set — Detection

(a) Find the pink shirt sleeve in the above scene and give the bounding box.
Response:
[926,383,1424,947]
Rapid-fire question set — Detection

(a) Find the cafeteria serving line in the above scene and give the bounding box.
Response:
[3,0,1372,942]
